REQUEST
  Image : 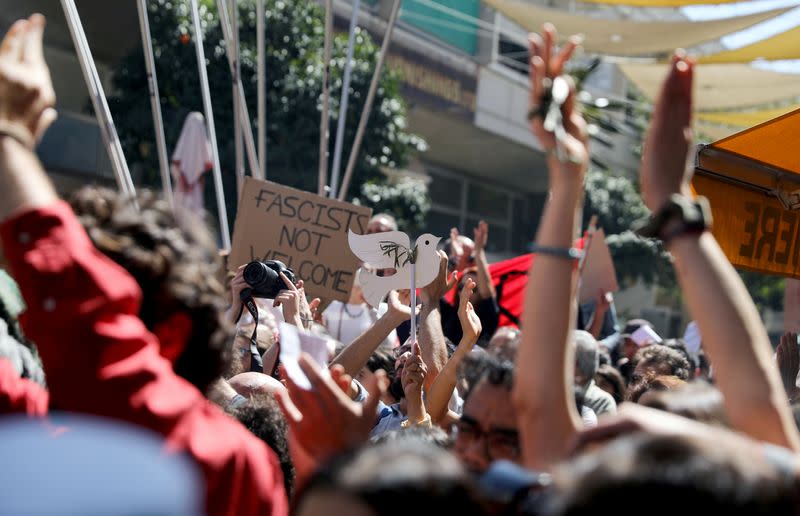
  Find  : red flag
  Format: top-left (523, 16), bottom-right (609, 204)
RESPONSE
top-left (444, 238), bottom-right (587, 329)
top-left (489, 254), bottom-right (533, 328)
top-left (488, 236), bottom-right (586, 329)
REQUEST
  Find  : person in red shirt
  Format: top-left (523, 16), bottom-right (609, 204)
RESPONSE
top-left (0, 14), bottom-right (287, 516)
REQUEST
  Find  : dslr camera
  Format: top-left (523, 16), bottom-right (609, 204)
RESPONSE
top-left (242, 260), bottom-right (297, 299)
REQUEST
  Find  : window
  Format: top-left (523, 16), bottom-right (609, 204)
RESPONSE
top-left (426, 166), bottom-right (532, 255)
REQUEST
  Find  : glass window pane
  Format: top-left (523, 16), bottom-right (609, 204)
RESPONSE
top-left (467, 184), bottom-right (508, 220)
top-left (429, 174), bottom-right (463, 210)
top-left (427, 211), bottom-right (461, 242)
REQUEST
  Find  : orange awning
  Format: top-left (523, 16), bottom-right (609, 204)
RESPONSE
top-left (693, 108), bottom-right (800, 277)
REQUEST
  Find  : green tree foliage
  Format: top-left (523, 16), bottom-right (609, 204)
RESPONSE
top-left (109, 0), bottom-right (425, 226)
top-left (739, 270), bottom-right (785, 313)
top-left (354, 177), bottom-right (430, 234)
top-left (583, 169), bottom-right (785, 312)
top-left (583, 168), bottom-right (674, 287)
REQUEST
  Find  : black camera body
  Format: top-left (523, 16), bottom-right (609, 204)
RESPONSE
top-left (242, 260), bottom-right (296, 299)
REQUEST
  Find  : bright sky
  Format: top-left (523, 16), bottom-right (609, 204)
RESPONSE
top-left (682, 0), bottom-right (800, 72)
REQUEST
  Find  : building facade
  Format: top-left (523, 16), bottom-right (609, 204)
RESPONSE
top-left (1, 0), bottom-right (646, 258)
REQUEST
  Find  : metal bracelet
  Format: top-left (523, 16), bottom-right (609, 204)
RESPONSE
top-left (530, 244), bottom-right (583, 260)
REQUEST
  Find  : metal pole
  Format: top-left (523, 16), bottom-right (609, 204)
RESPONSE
top-left (217, 0), bottom-right (263, 180)
top-left (190, 0), bottom-right (232, 250)
top-left (338, 0), bottom-right (401, 201)
top-left (329, 0), bottom-right (360, 199)
top-left (136, 0), bottom-right (174, 208)
top-left (318, 0), bottom-right (333, 196)
top-left (410, 262), bottom-right (416, 347)
top-left (230, 0), bottom-right (245, 197)
top-left (61, 0), bottom-right (136, 199)
top-left (257, 0), bottom-right (267, 179)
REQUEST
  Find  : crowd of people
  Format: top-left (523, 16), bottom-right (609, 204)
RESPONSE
top-left (1, 13), bottom-right (800, 515)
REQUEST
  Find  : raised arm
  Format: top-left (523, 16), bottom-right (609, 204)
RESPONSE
top-left (639, 54), bottom-right (800, 451)
top-left (427, 278), bottom-right (481, 424)
top-left (418, 252), bottom-right (458, 390)
top-left (472, 221), bottom-right (496, 300)
top-left (0, 16), bottom-right (58, 220)
top-left (512, 25), bottom-right (585, 472)
top-left (331, 290), bottom-right (411, 376)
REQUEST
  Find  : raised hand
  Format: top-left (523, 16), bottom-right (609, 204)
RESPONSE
top-left (227, 265), bottom-right (248, 323)
top-left (276, 354), bottom-right (388, 462)
top-left (0, 14), bottom-right (57, 146)
top-left (387, 289), bottom-right (417, 322)
top-left (273, 272), bottom-right (303, 327)
top-left (401, 347), bottom-right (427, 399)
top-left (458, 277), bottom-right (482, 345)
top-left (294, 279), bottom-right (319, 329)
top-left (776, 332), bottom-right (800, 401)
top-left (420, 251), bottom-right (458, 303)
top-left (527, 23), bottom-right (586, 180)
top-left (640, 52), bottom-right (694, 212)
top-left (402, 346), bottom-right (429, 425)
top-left (473, 221), bottom-right (489, 253)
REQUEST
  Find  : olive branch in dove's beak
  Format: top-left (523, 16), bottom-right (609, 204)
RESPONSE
top-left (379, 241), bottom-right (418, 268)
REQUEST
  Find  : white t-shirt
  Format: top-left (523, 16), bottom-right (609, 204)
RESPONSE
top-left (323, 301), bottom-right (398, 348)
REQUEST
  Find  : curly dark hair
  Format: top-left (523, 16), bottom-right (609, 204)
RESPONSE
top-left (632, 344), bottom-right (692, 382)
top-left (627, 374), bottom-right (687, 403)
top-left (69, 186), bottom-right (231, 393)
top-left (227, 394), bottom-right (294, 496)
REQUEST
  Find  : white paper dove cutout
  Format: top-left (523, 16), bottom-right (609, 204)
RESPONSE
top-left (348, 230), bottom-right (442, 308)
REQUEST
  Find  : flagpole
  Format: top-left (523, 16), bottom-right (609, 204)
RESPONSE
top-left (329, 0), bottom-right (361, 199)
top-left (190, 0), bottom-right (232, 250)
top-left (217, 0), bottom-right (263, 179)
top-left (136, 0), bottom-right (174, 208)
top-left (230, 0), bottom-right (245, 197)
top-left (61, 0), bottom-right (136, 199)
top-left (337, 0), bottom-right (402, 201)
top-left (257, 0), bottom-right (267, 179)
top-left (318, 0), bottom-right (333, 196)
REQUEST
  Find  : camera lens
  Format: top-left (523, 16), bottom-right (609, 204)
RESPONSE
top-left (243, 261), bottom-right (269, 287)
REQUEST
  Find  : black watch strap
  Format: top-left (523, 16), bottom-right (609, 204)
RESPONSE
top-left (635, 194), bottom-right (712, 242)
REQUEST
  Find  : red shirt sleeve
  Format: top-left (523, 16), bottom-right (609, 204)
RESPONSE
top-left (0, 357), bottom-right (48, 416)
top-left (0, 202), bottom-right (287, 516)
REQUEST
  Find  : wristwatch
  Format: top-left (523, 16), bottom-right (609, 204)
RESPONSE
top-left (636, 194), bottom-right (712, 243)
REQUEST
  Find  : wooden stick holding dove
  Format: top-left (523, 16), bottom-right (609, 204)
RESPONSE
top-left (349, 230), bottom-right (446, 347)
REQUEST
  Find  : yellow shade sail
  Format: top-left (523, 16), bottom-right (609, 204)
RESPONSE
top-left (699, 25), bottom-right (800, 64)
top-left (695, 121), bottom-right (738, 142)
top-left (619, 62), bottom-right (800, 110)
top-left (697, 103), bottom-right (800, 128)
top-left (483, 0), bottom-right (789, 56)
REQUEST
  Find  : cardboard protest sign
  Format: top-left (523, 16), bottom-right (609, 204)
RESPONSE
top-left (230, 177), bottom-right (372, 302)
top-left (578, 228), bottom-right (619, 304)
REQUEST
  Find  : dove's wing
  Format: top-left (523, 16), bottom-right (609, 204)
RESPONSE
top-left (348, 230), bottom-right (412, 269)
